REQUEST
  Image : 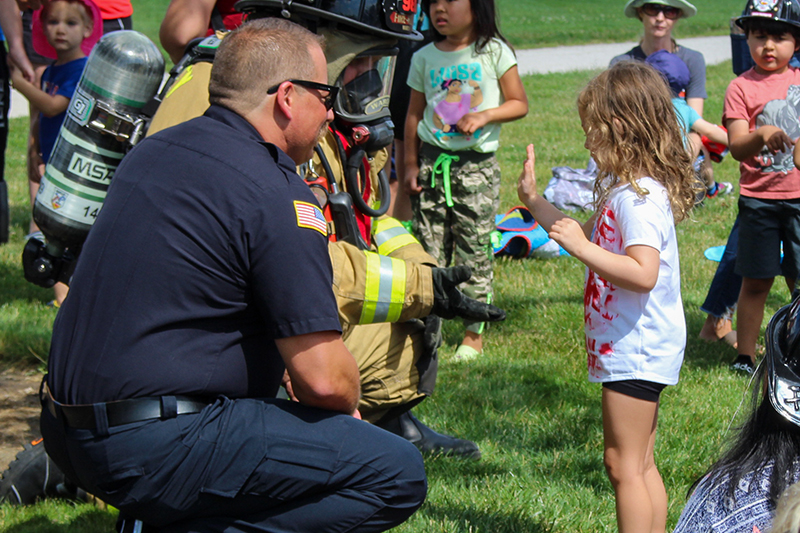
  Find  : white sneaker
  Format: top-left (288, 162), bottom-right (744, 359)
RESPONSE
top-left (707, 181), bottom-right (733, 198)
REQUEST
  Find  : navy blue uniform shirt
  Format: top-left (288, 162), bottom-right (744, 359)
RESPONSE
top-left (47, 105), bottom-right (341, 405)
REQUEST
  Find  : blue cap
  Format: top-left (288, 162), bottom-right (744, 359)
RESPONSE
top-left (645, 49), bottom-right (691, 97)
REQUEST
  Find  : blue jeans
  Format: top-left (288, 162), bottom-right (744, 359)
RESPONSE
top-left (700, 217), bottom-right (741, 320)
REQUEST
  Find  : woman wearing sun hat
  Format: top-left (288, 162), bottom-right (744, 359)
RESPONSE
top-left (611, 0), bottom-right (704, 113)
top-left (610, 0), bottom-right (719, 199)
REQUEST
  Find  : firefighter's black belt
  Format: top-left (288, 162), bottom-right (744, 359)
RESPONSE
top-left (44, 390), bottom-right (210, 430)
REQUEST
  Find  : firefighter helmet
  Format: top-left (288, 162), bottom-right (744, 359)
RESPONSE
top-left (736, 0), bottom-right (800, 31)
top-left (235, 0), bottom-right (423, 41)
top-left (765, 293), bottom-right (800, 427)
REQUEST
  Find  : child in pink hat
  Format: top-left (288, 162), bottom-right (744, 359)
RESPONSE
top-left (10, 0), bottom-right (102, 307)
top-left (11, 0), bottom-right (102, 180)
top-left (31, 0), bottom-right (103, 61)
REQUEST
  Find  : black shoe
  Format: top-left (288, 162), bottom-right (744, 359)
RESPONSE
top-left (379, 411), bottom-right (481, 459)
top-left (730, 355), bottom-right (755, 375)
top-left (0, 438), bottom-right (80, 505)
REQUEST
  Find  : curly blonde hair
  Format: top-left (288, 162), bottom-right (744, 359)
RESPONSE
top-left (577, 60), bottom-right (699, 223)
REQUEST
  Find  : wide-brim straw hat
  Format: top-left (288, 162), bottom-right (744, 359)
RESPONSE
top-left (32, 0), bottom-right (103, 60)
top-left (624, 0), bottom-right (698, 19)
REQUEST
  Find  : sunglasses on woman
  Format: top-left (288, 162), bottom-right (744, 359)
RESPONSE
top-left (641, 3), bottom-right (681, 20)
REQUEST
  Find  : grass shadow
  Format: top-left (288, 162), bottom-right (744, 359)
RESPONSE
top-left (413, 501), bottom-right (559, 533)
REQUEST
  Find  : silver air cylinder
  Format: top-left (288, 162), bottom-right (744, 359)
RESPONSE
top-left (33, 30), bottom-right (165, 253)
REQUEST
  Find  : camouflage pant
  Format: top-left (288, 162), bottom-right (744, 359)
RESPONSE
top-left (411, 145), bottom-right (501, 333)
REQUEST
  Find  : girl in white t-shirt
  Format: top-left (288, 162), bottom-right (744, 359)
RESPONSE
top-left (517, 60), bottom-right (698, 533)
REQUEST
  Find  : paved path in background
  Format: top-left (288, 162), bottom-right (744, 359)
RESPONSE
top-left (516, 35), bottom-right (731, 75)
top-left (7, 35), bottom-right (732, 119)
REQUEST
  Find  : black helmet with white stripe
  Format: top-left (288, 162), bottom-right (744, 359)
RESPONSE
top-left (766, 293), bottom-right (800, 427)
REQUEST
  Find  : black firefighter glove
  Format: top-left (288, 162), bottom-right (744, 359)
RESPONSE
top-left (430, 265), bottom-right (506, 322)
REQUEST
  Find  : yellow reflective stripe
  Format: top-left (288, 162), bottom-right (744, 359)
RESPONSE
top-left (372, 216), bottom-right (402, 237)
top-left (386, 258), bottom-right (406, 323)
top-left (165, 65), bottom-right (195, 99)
top-left (361, 252), bottom-right (381, 324)
top-left (373, 217), bottom-right (418, 256)
top-left (360, 251), bottom-right (406, 324)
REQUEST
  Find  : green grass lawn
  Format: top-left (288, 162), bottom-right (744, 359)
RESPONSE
top-left (496, 0), bottom-right (737, 49)
top-left (0, 2), bottom-right (775, 532)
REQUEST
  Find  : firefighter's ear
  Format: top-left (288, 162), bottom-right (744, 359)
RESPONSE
top-left (270, 81), bottom-right (294, 121)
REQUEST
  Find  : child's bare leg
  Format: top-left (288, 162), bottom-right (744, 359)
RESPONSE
top-left (461, 330), bottom-right (482, 352)
top-left (699, 314), bottom-right (733, 341)
top-left (602, 387), bottom-right (664, 533)
top-left (53, 282), bottom-right (69, 306)
top-left (26, 64), bottom-right (46, 232)
top-left (388, 139), bottom-right (413, 221)
top-left (737, 277), bottom-right (773, 363)
top-left (27, 179), bottom-right (40, 234)
top-left (28, 159), bottom-right (45, 234)
top-left (643, 411), bottom-right (667, 533)
top-left (699, 150), bottom-right (714, 189)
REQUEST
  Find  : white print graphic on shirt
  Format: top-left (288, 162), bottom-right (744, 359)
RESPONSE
top-left (754, 84), bottom-right (800, 173)
top-left (427, 64), bottom-right (484, 141)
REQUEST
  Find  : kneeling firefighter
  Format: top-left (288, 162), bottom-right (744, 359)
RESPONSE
top-left (148, 0), bottom-right (503, 458)
top-left (2, 8), bottom-right (504, 508)
top-left (0, 3), bottom-right (503, 516)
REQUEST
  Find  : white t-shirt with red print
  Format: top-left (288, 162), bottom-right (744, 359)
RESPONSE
top-left (584, 177), bottom-right (685, 385)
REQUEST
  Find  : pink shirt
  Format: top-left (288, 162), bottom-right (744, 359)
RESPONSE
top-left (723, 67), bottom-right (800, 200)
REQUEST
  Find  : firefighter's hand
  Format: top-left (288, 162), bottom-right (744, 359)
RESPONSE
top-left (431, 266), bottom-right (506, 321)
top-left (282, 370), bottom-right (298, 402)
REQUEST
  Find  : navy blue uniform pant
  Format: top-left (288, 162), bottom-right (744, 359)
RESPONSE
top-left (41, 396), bottom-right (427, 532)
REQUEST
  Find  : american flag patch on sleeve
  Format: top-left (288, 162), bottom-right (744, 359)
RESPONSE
top-left (294, 200), bottom-right (328, 236)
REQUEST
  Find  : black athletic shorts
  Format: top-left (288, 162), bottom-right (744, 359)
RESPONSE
top-left (603, 379), bottom-right (667, 402)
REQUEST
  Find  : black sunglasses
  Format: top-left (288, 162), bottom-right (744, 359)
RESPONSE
top-left (267, 79), bottom-right (339, 111)
top-left (641, 3), bottom-right (681, 20)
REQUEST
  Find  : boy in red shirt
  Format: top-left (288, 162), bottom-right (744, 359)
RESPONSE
top-left (725, 0), bottom-right (800, 373)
